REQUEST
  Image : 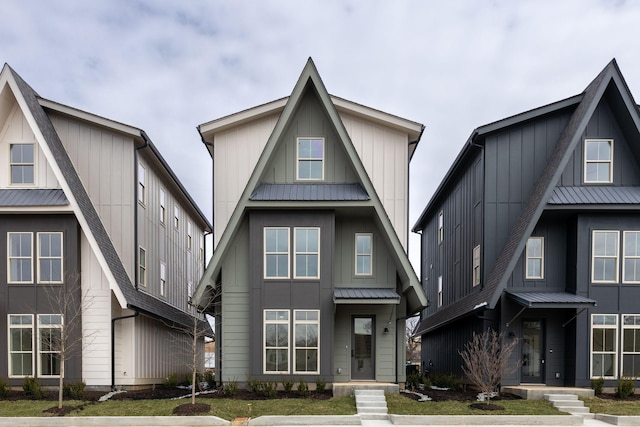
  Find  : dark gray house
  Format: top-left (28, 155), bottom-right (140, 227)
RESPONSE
top-left (414, 59), bottom-right (640, 387)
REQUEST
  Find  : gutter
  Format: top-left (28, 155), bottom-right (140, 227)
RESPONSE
top-left (111, 310), bottom-right (139, 390)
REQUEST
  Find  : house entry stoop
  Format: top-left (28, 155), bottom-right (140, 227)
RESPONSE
top-left (355, 389), bottom-right (389, 421)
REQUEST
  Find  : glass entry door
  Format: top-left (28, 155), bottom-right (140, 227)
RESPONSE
top-left (521, 319), bottom-right (545, 383)
top-left (352, 316), bottom-right (375, 380)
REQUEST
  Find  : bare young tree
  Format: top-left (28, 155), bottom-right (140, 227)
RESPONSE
top-left (459, 329), bottom-right (519, 402)
top-left (405, 316), bottom-right (421, 364)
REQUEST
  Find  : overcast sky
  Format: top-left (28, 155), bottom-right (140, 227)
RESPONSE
top-left (2, 0), bottom-right (640, 270)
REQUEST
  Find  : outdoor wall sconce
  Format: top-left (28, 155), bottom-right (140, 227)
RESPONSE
top-left (383, 327), bottom-right (390, 334)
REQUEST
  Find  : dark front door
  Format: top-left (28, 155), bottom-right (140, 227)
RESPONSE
top-left (352, 316), bottom-right (375, 380)
top-left (521, 319), bottom-right (545, 383)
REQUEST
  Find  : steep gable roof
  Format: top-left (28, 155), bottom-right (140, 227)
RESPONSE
top-left (194, 58), bottom-right (427, 314)
top-left (416, 59), bottom-right (639, 334)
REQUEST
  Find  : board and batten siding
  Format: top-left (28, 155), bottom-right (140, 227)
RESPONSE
top-left (0, 103), bottom-right (59, 188)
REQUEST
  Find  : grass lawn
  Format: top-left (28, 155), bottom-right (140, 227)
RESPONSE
top-left (583, 397), bottom-right (640, 416)
top-left (386, 394), bottom-right (564, 415)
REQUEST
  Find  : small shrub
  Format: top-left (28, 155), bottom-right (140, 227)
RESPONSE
top-left (63, 381), bottom-right (86, 400)
top-left (590, 377), bottom-right (605, 396)
top-left (616, 376), bottom-right (636, 399)
top-left (263, 381), bottom-right (278, 398)
top-left (224, 378), bottom-right (238, 397)
top-left (163, 373), bottom-right (179, 388)
top-left (421, 375), bottom-right (432, 389)
top-left (406, 372), bottom-right (421, 390)
top-left (247, 378), bottom-right (262, 394)
top-left (315, 378), bottom-right (326, 393)
top-left (204, 370), bottom-right (215, 389)
top-left (297, 378), bottom-right (309, 397)
top-left (0, 378), bottom-right (9, 398)
top-left (22, 377), bottom-right (44, 399)
top-left (430, 372), bottom-right (464, 391)
top-left (282, 377), bottom-right (294, 392)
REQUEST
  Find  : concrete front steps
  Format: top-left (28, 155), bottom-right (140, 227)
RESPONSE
top-left (354, 389), bottom-right (388, 420)
top-left (545, 394), bottom-right (594, 419)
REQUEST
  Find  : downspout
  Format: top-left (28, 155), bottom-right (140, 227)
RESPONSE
top-left (111, 310), bottom-right (139, 390)
top-left (134, 132), bottom-right (151, 289)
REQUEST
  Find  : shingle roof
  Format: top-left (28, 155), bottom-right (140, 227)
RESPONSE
top-left (505, 291), bottom-right (596, 308)
top-left (250, 183), bottom-right (369, 201)
top-left (333, 288), bottom-right (400, 303)
top-left (0, 189), bottom-right (68, 206)
top-left (548, 186), bottom-right (640, 204)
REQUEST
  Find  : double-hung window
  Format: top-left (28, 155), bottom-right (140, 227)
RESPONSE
top-left (438, 211), bottom-right (444, 244)
top-left (472, 245), bottom-right (481, 286)
top-left (138, 163), bottom-right (146, 204)
top-left (264, 228), bottom-right (290, 279)
top-left (437, 276), bottom-right (443, 307)
top-left (623, 231), bottom-right (640, 283)
top-left (592, 231), bottom-right (619, 283)
top-left (294, 310), bottom-right (319, 374)
top-left (139, 247), bottom-right (147, 287)
top-left (297, 138), bottom-right (324, 180)
top-left (10, 143), bottom-right (35, 185)
top-left (187, 222), bottom-right (193, 251)
top-left (38, 314), bottom-right (62, 377)
top-left (38, 232), bottom-right (63, 283)
top-left (584, 139), bottom-right (613, 183)
top-left (355, 233), bottom-right (372, 276)
top-left (160, 262), bottom-right (166, 296)
top-left (591, 314), bottom-right (618, 378)
top-left (622, 315), bottom-right (640, 377)
top-left (264, 310), bottom-right (289, 373)
top-left (160, 189), bottom-right (166, 225)
top-left (294, 228), bottom-right (319, 279)
top-left (525, 237), bottom-right (544, 279)
top-left (8, 232), bottom-right (33, 283)
top-left (8, 315), bottom-right (34, 377)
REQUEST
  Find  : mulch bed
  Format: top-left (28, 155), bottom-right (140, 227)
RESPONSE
top-left (402, 387), bottom-right (521, 411)
top-left (594, 393), bottom-right (640, 401)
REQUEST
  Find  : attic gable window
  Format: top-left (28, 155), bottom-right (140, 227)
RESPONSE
top-left (10, 144), bottom-right (35, 185)
top-left (525, 237), bottom-right (544, 279)
top-left (297, 138), bottom-right (324, 180)
top-left (584, 139), bottom-right (613, 183)
top-left (355, 233), bottom-right (373, 276)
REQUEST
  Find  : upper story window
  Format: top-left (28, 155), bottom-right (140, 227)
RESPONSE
top-left (437, 276), bottom-right (443, 308)
top-left (10, 143), bottom-right (35, 185)
top-left (174, 206), bottom-right (179, 229)
top-left (187, 222), bottom-right (193, 251)
top-left (160, 262), bottom-right (166, 297)
top-left (623, 231), bottom-right (640, 284)
top-left (472, 245), bottom-right (481, 286)
top-left (8, 232), bottom-right (33, 283)
top-left (592, 230), bottom-right (619, 283)
top-left (37, 233), bottom-right (63, 284)
top-left (294, 227), bottom-right (320, 279)
top-left (160, 189), bottom-right (166, 225)
top-left (297, 138), bottom-right (324, 181)
top-left (438, 211), bottom-right (444, 244)
top-left (138, 246), bottom-right (146, 287)
top-left (137, 163), bottom-right (146, 205)
top-left (525, 237), bottom-right (544, 279)
top-left (355, 233), bottom-right (373, 276)
top-left (584, 139), bottom-right (613, 183)
top-left (264, 227), bottom-right (290, 279)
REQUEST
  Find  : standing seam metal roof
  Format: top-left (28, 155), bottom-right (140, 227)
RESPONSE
top-left (0, 189), bottom-right (68, 206)
top-left (250, 183), bottom-right (370, 201)
top-left (549, 186), bottom-right (640, 204)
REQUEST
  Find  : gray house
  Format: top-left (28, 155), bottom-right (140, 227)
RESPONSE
top-left (414, 59), bottom-right (640, 388)
top-left (193, 59), bottom-right (427, 390)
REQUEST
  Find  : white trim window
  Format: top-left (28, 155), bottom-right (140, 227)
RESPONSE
top-left (623, 231), bottom-right (640, 283)
top-left (294, 227), bottom-right (320, 279)
top-left (592, 231), bottom-right (619, 283)
top-left (138, 163), bottom-right (146, 205)
top-left (294, 310), bottom-right (319, 374)
top-left (296, 138), bottom-right (324, 180)
top-left (160, 262), bottom-right (166, 297)
top-left (622, 315), bottom-right (640, 377)
top-left (160, 189), bottom-right (166, 225)
top-left (472, 245), bottom-right (481, 286)
top-left (591, 314), bottom-right (618, 379)
top-left (8, 314), bottom-right (34, 377)
top-left (187, 222), bottom-right (193, 251)
top-left (264, 227), bottom-right (290, 279)
top-left (437, 276), bottom-right (443, 308)
top-left (37, 314), bottom-right (62, 377)
top-left (37, 232), bottom-right (63, 284)
top-left (264, 310), bottom-right (289, 374)
top-left (438, 211), bottom-right (444, 244)
top-left (584, 139), bottom-right (613, 183)
top-left (525, 237), bottom-right (544, 279)
top-left (138, 247), bottom-right (146, 287)
top-left (8, 232), bottom-right (33, 283)
top-left (10, 143), bottom-right (35, 185)
top-left (355, 233), bottom-right (373, 276)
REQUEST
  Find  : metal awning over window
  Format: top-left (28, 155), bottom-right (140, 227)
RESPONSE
top-left (333, 288), bottom-right (400, 305)
top-left (506, 291), bottom-right (596, 309)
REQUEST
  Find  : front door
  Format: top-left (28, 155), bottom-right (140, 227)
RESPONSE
top-left (521, 319), bottom-right (545, 383)
top-left (352, 316), bottom-right (375, 380)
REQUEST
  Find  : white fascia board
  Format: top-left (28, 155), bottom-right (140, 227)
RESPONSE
top-left (199, 98), bottom-right (288, 138)
top-left (0, 206), bottom-right (74, 213)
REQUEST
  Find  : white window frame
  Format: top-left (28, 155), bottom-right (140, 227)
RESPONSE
top-left (591, 314), bottom-right (618, 379)
top-left (264, 227), bottom-right (290, 279)
top-left (438, 211), bottom-right (444, 244)
top-left (584, 139), bottom-right (614, 184)
top-left (37, 232), bottom-right (63, 284)
top-left (160, 262), bottom-right (166, 297)
top-left (622, 314), bottom-right (640, 378)
top-left (37, 314), bottom-right (63, 378)
top-left (139, 246), bottom-right (146, 287)
top-left (8, 314), bottom-right (34, 378)
top-left (160, 189), bottom-right (166, 225)
top-left (187, 222), bottom-right (193, 251)
top-left (472, 245), bottom-right (481, 286)
top-left (264, 310), bottom-right (290, 374)
top-left (355, 233), bottom-right (373, 276)
top-left (293, 310), bottom-right (320, 375)
top-left (592, 230), bottom-right (619, 283)
top-left (623, 231), bottom-right (640, 284)
top-left (294, 227), bottom-right (320, 279)
top-left (9, 143), bottom-right (36, 186)
top-left (525, 237), bottom-right (544, 279)
top-left (437, 276), bottom-right (443, 307)
top-left (8, 232), bottom-right (33, 284)
top-left (138, 163), bottom-right (146, 205)
top-left (296, 137), bottom-right (324, 181)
